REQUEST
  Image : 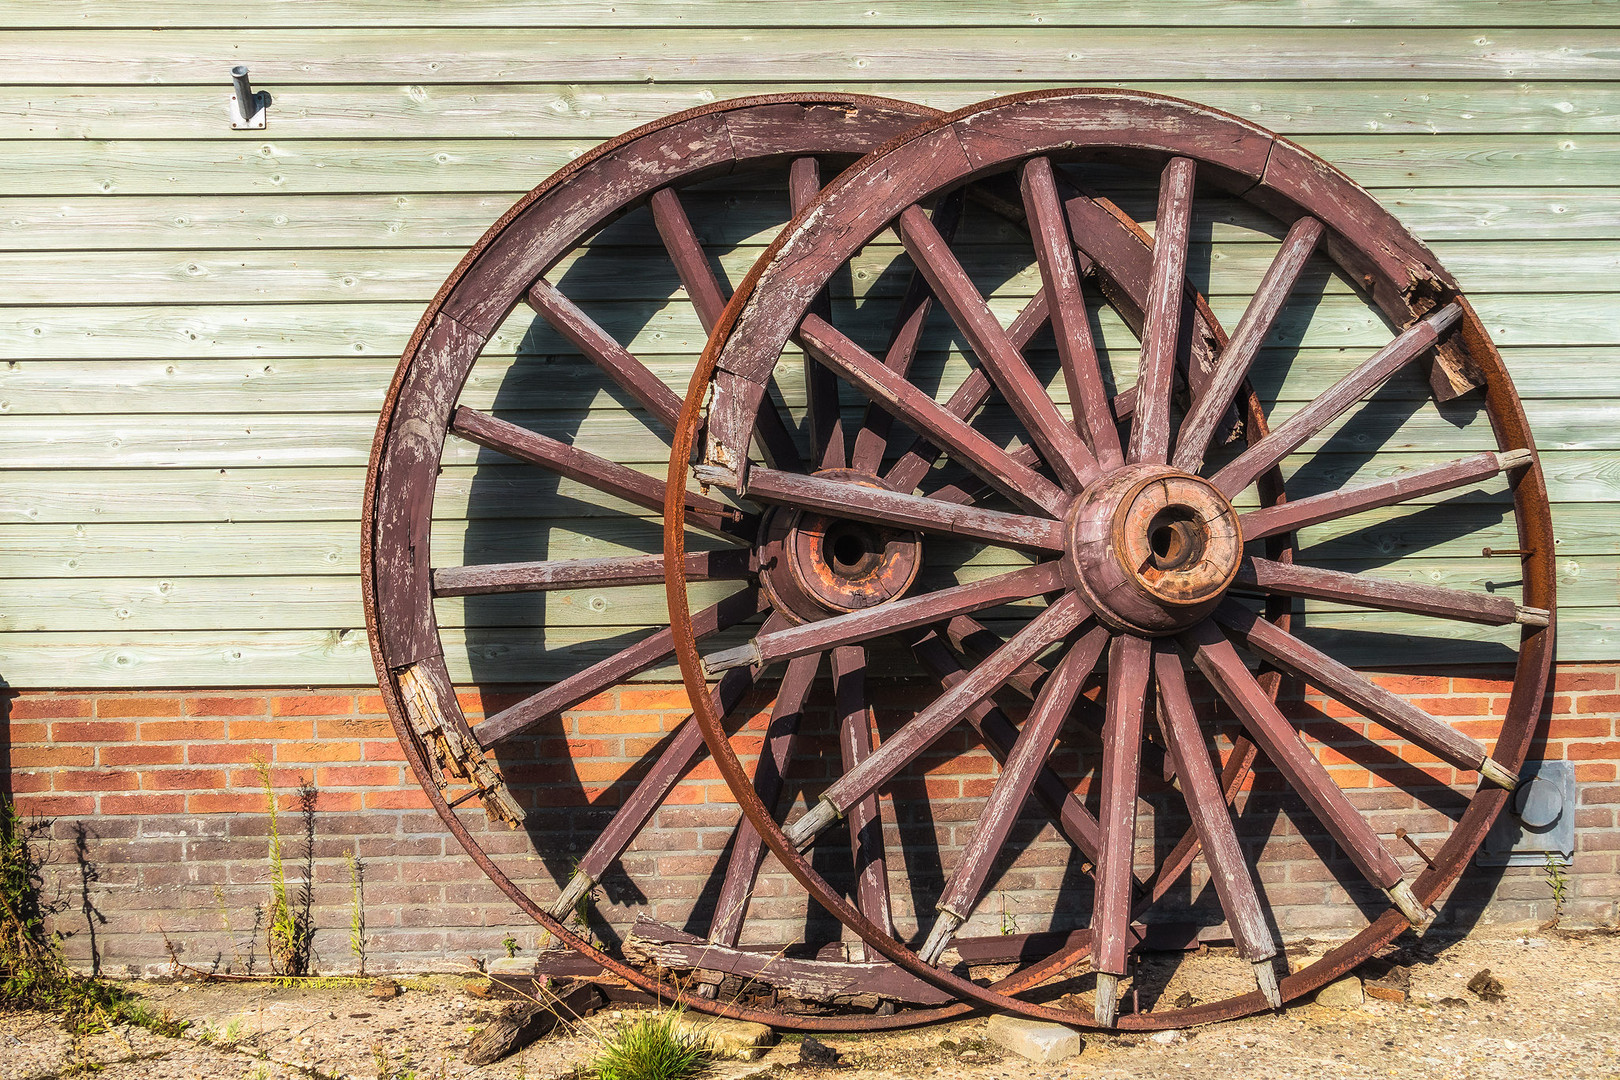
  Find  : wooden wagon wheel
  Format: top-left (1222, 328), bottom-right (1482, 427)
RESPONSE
top-left (363, 91), bottom-right (1269, 1029)
top-left (361, 94), bottom-right (971, 1028)
top-left (666, 89), bottom-right (1555, 1029)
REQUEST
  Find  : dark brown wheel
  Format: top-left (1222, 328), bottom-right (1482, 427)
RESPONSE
top-left (666, 89), bottom-right (1555, 1029)
top-left (363, 94), bottom-right (970, 1028)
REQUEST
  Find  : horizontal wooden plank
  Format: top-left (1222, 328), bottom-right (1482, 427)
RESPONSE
top-left (0, 456), bottom-right (1578, 524)
top-left (4, 134), bottom-right (1616, 195)
top-left (0, 560), bottom-right (1598, 634)
top-left (5, 188), bottom-right (1616, 253)
top-left (3, 239), bottom-right (1616, 307)
top-left (10, 80), bottom-right (1620, 140)
top-left (0, 396), bottom-right (1609, 470)
top-left (0, 608), bottom-right (1606, 688)
top-left (5, 290), bottom-right (1618, 364)
top-left (7, 1), bottom-right (1609, 30)
top-left (0, 574), bottom-right (754, 633)
top-left (3, 29), bottom-right (1617, 85)
top-left (3, 344), bottom-right (1611, 420)
top-left (1, 500), bottom-right (1606, 579)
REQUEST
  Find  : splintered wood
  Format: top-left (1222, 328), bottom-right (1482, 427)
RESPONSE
top-left (397, 662), bottom-right (525, 827)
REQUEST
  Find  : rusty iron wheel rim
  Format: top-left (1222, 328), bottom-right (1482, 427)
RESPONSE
top-left (665, 88), bottom-right (1555, 1030)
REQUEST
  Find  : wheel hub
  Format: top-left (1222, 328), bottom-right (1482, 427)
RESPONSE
top-left (759, 469), bottom-right (922, 622)
top-left (1064, 464), bottom-right (1243, 635)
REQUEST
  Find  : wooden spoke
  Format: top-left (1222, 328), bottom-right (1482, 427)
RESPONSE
top-left (707, 651), bottom-right (822, 950)
top-left (911, 630), bottom-right (1104, 862)
top-left (1214, 601), bottom-right (1515, 783)
top-left (648, 184), bottom-right (804, 472)
top-left (1179, 620), bottom-right (1423, 922)
top-left (432, 549), bottom-right (751, 598)
top-left (789, 157), bottom-right (848, 470)
top-left (1233, 556), bottom-right (1546, 627)
top-left (1091, 633), bottom-right (1151, 1026)
top-left (1021, 156), bottom-right (1124, 470)
top-left (740, 466), bottom-right (1067, 552)
top-left (548, 663), bottom-right (759, 920)
top-left (833, 645), bottom-right (895, 936)
top-left (476, 587), bottom-right (766, 746)
top-left (919, 627), bottom-right (1105, 965)
top-left (1172, 216), bottom-right (1324, 473)
top-left (526, 278), bottom-right (684, 431)
top-left (1153, 645), bottom-right (1281, 1006)
top-left (849, 192), bottom-right (967, 475)
top-left (940, 614), bottom-right (1173, 785)
top-left (917, 442), bottom-right (1042, 508)
top-left (1240, 449), bottom-right (1533, 541)
top-left (895, 203), bottom-right (1099, 490)
top-left (785, 594), bottom-right (1090, 849)
top-left (449, 406), bottom-right (751, 542)
top-left (704, 561), bottom-right (1066, 673)
top-left (879, 291), bottom-right (1051, 496)
top-left (649, 186), bottom-right (730, 333)
top-left (798, 314), bottom-right (1069, 516)
top-left (1212, 303), bottom-right (1464, 498)
top-left (1128, 156), bottom-right (1196, 467)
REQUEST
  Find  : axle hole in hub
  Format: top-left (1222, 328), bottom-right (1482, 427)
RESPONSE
top-left (1146, 506), bottom-right (1208, 572)
top-left (823, 521), bottom-right (882, 579)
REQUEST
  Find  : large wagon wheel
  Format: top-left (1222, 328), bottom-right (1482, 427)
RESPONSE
top-left (364, 91), bottom-right (1268, 1029)
top-left (667, 89), bottom-right (1555, 1029)
top-left (362, 94), bottom-right (970, 1027)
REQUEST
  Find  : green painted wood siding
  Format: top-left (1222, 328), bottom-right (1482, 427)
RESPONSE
top-left (0, 2), bottom-right (1615, 686)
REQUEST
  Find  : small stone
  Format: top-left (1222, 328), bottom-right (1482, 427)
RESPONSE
top-left (370, 978), bottom-right (400, 1000)
top-left (799, 1036), bottom-right (840, 1065)
top-left (984, 1014), bottom-right (1084, 1064)
top-left (672, 1016), bottom-right (775, 1060)
top-left (1358, 957), bottom-right (1412, 1003)
top-left (486, 956), bottom-right (538, 976)
top-left (1150, 1029), bottom-right (1182, 1044)
top-left (1466, 969), bottom-right (1506, 1002)
top-left (1313, 975), bottom-right (1364, 1009)
top-left (1365, 980), bottom-right (1408, 1003)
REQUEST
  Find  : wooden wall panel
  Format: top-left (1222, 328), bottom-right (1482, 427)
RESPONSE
top-left (0, 3), bottom-right (1612, 685)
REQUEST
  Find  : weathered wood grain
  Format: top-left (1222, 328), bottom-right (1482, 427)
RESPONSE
top-left (10, 2), bottom-right (1610, 30)
top-left (1, 605), bottom-right (1615, 688)
top-left (18, 132), bottom-right (1619, 196)
top-left (1093, 633), bottom-right (1151, 980)
top-left (14, 288), bottom-right (1619, 366)
top-left (1182, 619), bottom-right (1407, 890)
top-left (809, 593), bottom-right (1088, 824)
top-left (16, 81), bottom-right (1620, 140)
top-left (1152, 645), bottom-right (1274, 965)
top-left (2, 553), bottom-right (1599, 633)
top-left (706, 650), bottom-right (819, 949)
top-left (2, 10), bottom-right (1611, 689)
top-left (10, 189), bottom-right (1620, 253)
top-left (5, 29), bottom-right (1618, 85)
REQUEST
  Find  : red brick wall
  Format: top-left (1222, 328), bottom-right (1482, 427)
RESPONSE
top-left (5, 664), bottom-right (1616, 976)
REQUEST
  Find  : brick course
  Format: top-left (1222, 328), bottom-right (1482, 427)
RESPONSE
top-left (5, 663), bottom-right (1616, 976)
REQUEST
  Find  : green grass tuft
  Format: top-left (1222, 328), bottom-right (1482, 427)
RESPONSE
top-left (590, 1011), bottom-right (711, 1080)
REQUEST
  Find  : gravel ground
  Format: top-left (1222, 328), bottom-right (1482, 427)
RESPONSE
top-left (2, 924), bottom-right (1615, 1080)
